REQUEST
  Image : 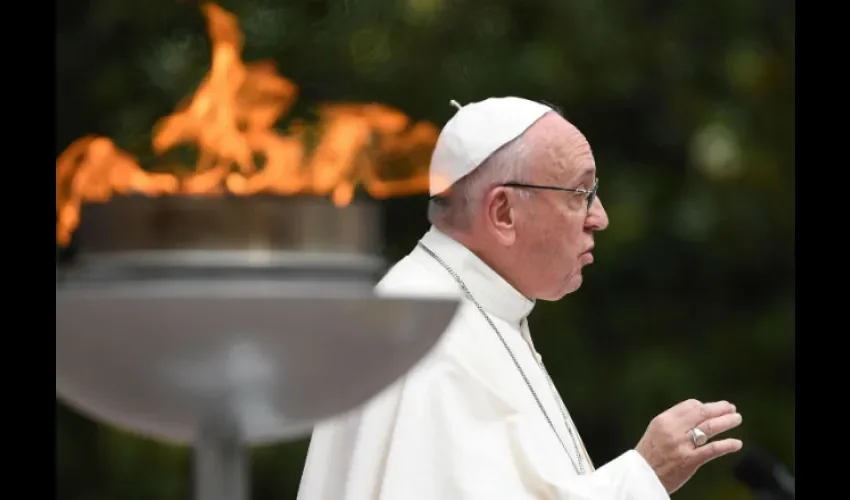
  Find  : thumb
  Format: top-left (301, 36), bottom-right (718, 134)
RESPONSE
top-left (693, 438), bottom-right (743, 466)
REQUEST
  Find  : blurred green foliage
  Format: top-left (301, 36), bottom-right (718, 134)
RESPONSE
top-left (56, 0), bottom-right (794, 499)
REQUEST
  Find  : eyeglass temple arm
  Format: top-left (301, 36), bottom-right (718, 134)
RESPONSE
top-left (501, 182), bottom-right (588, 194)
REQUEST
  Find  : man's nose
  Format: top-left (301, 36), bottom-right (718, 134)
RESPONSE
top-left (586, 197), bottom-right (609, 231)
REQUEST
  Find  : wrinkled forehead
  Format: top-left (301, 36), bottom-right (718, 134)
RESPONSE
top-left (533, 116), bottom-right (596, 183)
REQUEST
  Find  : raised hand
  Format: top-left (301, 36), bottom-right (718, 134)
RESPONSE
top-left (635, 399), bottom-right (743, 494)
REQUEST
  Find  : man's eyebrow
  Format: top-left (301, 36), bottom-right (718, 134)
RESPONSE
top-left (575, 166), bottom-right (596, 180)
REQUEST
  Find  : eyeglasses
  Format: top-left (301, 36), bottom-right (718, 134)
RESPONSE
top-left (501, 178), bottom-right (599, 211)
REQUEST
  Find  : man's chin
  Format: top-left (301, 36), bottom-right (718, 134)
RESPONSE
top-left (541, 273), bottom-right (584, 301)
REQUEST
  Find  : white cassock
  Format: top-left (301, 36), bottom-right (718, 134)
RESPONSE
top-left (297, 226), bottom-right (670, 500)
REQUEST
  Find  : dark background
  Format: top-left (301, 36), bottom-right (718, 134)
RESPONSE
top-left (55, 0), bottom-right (794, 498)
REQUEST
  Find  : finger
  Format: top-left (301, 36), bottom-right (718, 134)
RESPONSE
top-left (683, 400), bottom-right (737, 428)
top-left (670, 399), bottom-right (703, 418)
top-left (694, 412), bottom-right (743, 440)
top-left (692, 438), bottom-right (743, 465)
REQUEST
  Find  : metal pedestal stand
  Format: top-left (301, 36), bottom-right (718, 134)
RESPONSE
top-left (56, 196), bottom-right (461, 500)
top-left (194, 420), bottom-right (248, 500)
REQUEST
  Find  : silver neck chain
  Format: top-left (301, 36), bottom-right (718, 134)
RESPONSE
top-left (417, 242), bottom-right (591, 475)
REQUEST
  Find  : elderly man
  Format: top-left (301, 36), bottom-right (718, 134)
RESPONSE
top-left (297, 97), bottom-right (743, 499)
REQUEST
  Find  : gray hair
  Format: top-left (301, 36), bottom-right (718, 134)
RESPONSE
top-left (427, 133), bottom-right (533, 231)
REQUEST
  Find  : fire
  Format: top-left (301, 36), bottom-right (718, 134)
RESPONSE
top-left (56, 3), bottom-right (438, 246)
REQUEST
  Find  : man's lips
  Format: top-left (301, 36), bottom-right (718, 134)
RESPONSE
top-left (580, 246), bottom-right (595, 265)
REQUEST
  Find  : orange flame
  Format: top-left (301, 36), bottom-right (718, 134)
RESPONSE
top-left (56, 3), bottom-right (437, 246)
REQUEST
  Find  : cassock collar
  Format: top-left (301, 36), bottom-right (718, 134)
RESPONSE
top-left (415, 226), bottom-right (536, 325)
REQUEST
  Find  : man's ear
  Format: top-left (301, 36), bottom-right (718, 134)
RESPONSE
top-left (484, 186), bottom-right (517, 246)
